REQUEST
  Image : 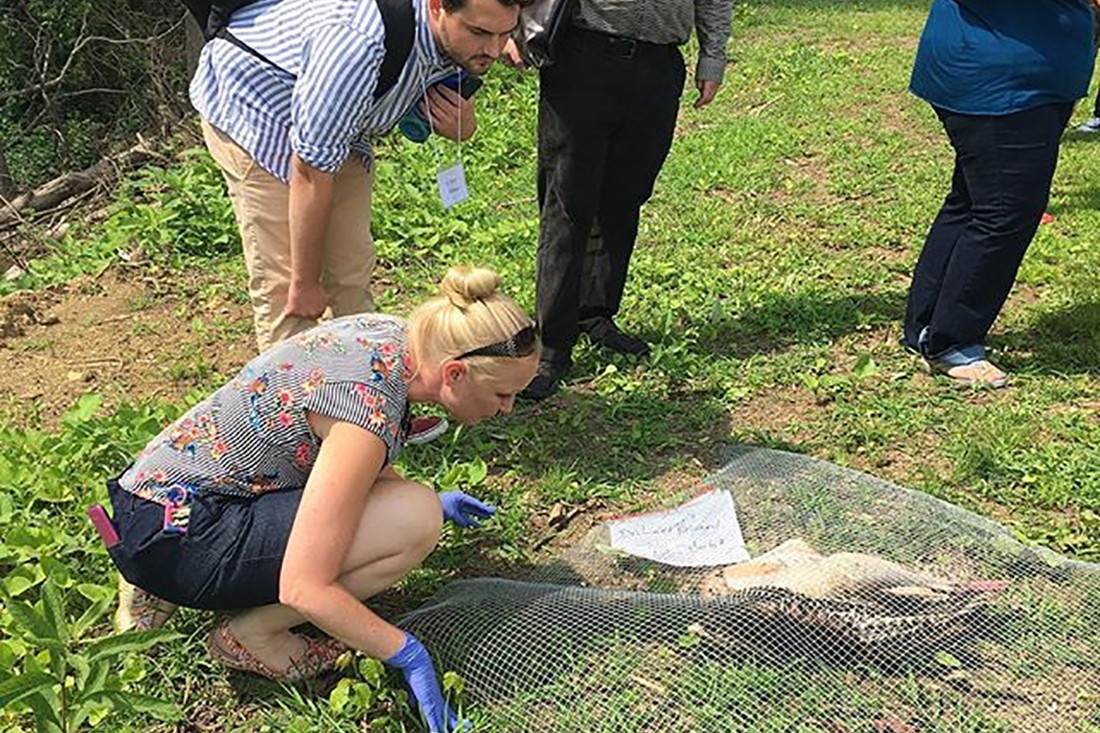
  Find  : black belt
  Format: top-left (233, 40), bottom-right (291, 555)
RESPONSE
top-left (569, 26), bottom-right (678, 60)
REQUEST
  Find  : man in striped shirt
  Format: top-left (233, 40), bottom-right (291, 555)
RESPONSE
top-left (515, 0), bottom-right (733, 399)
top-left (191, 0), bottom-right (527, 351)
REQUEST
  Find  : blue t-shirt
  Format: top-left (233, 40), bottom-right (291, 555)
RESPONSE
top-left (910, 0), bottom-right (1097, 115)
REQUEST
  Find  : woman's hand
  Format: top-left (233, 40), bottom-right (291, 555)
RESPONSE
top-left (422, 85), bottom-right (477, 142)
top-left (439, 491), bottom-right (495, 528)
top-left (385, 632), bottom-right (462, 733)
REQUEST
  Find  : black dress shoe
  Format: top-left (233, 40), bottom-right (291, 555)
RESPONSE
top-left (519, 361), bottom-right (569, 400)
top-left (584, 318), bottom-right (651, 357)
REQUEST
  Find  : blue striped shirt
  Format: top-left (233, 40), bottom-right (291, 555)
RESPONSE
top-left (190, 0), bottom-right (459, 183)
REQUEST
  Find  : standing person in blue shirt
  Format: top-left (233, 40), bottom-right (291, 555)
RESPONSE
top-left (191, 0), bottom-right (528, 353)
top-left (903, 0), bottom-right (1097, 387)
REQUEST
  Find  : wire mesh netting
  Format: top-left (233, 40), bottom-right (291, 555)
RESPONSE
top-left (401, 446), bottom-right (1100, 733)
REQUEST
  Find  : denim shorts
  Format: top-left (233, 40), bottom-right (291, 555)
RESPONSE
top-left (107, 478), bottom-right (304, 610)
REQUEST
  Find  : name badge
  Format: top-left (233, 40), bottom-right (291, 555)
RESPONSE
top-left (437, 162), bottom-right (469, 210)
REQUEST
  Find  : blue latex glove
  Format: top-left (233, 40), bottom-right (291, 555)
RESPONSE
top-left (439, 491), bottom-right (495, 528)
top-left (385, 633), bottom-right (460, 733)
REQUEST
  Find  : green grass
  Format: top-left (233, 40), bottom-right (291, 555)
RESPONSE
top-left (476, 640), bottom-right (1018, 733)
top-left (2, 0), bottom-right (1100, 730)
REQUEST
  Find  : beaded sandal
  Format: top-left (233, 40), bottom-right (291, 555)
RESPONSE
top-left (114, 575), bottom-right (179, 632)
top-left (206, 618), bottom-right (347, 683)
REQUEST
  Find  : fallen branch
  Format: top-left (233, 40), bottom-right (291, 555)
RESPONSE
top-left (748, 94), bottom-right (785, 116)
top-left (0, 143), bottom-right (162, 231)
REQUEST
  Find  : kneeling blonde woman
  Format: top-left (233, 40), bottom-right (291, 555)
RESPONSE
top-left (104, 267), bottom-right (538, 733)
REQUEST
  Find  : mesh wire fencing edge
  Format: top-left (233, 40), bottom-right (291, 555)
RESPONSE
top-left (401, 446), bottom-right (1100, 733)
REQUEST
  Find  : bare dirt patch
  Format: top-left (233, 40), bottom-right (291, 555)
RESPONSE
top-left (731, 385), bottom-right (823, 444)
top-left (1001, 282), bottom-right (1044, 311)
top-left (0, 268), bottom-right (255, 429)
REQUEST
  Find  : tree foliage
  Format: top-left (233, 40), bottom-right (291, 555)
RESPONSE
top-left (0, 0), bottom-right (192, 190)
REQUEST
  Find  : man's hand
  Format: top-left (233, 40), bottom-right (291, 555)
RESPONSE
top-left (423, 85), bottom-right (477, 142)
top-left (694, 79), bottom-right (721, 109)
top-left (502, 38), bottom-right (526, 69)
top-left (284, 278), bottom-right (328, 320)
top-left (287, 154), bottom-right (334, 324)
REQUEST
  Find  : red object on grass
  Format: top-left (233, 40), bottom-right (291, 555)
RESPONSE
top-left (1040, 212), bottom-right (1054, 225)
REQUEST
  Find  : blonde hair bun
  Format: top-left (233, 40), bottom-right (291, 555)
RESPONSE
top-left (439, 266), bottom-right (502, 310)
top-left (407, 264), bottom-right (539, 374)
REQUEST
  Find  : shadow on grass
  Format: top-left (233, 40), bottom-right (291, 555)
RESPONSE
top-left (1001, 300), bottom-right (1100, 376)
top-left (409, 383), bottom-right (734, 503)
top-left (1045, 184), bottom-right (1100, 217)
top-left (1059, 130), bottom-right (1100, 147)
top-left (685, 288), bottom-right (906, 360)
top-left (390, 382), bottom-right (737, 591)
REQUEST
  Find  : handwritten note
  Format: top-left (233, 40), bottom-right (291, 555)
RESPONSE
top-left (608, 489), bottom-right (749, 567)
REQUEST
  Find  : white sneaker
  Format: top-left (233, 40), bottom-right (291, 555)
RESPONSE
top-left (924, 359), bottom-right (1009, 388)
top-left (1077, 117), bottom-right (1100, 133)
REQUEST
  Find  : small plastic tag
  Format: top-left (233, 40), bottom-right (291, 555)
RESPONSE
top-left (437, 162), bottom-right (469, 210)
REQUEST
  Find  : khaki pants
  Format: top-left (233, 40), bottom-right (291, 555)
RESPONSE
top-left (201, 119), bottom-right (376, 351)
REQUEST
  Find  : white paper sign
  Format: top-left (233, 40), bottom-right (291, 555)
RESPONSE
top-left (608, 489), bottom-right (749, 567)
top-left (437, 162), bottom-right (469, 209)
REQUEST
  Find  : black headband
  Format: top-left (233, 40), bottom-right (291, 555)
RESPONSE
top-left (457, 325), bottom-right (539, 360)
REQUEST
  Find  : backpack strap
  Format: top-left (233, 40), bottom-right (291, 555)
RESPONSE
top-left (211, 0), bottom-right (416, 101)
top-left (214, 26), bottom-right (284, 70)
top-left (374, 0), bottom-right (416, 100)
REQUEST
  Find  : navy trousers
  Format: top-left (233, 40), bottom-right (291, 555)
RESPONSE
top-left (903, 102), bottom-right (1073, 362)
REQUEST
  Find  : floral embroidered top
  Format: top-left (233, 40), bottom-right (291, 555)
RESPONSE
top-left (118, 314), bottom-right (413, 522)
